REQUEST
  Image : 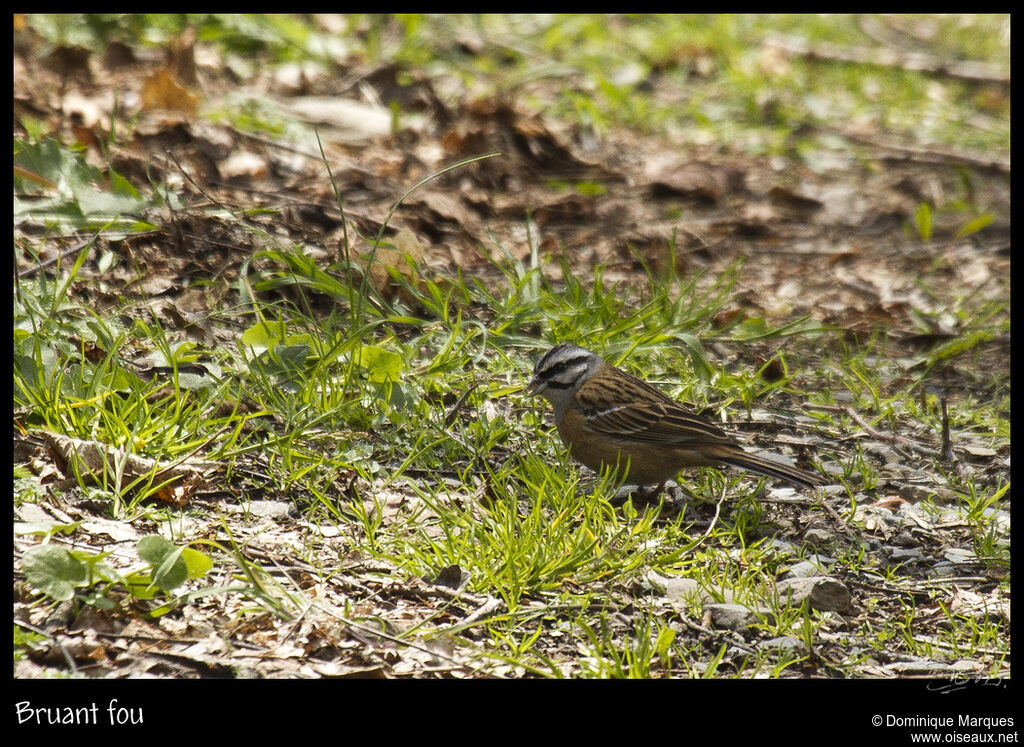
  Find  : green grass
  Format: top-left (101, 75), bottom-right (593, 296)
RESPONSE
top-left (14, 204), bottom-right (1009, 674)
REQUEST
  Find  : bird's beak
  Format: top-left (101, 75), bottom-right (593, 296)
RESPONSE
top-left (526, 377), bottom-right (544, 396)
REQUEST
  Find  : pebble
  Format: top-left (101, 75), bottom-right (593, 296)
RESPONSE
top-left (822, 463), bottom-right (853, 484)
top-left (647, 573), bottom-right (733, 605)
top-left (944, 547), bottom-right (978, 564)
top-left (762, 538), bottom-right (797, 556)
top-left (775, 576), bottom-right (853, 613)
top-left (761, 636), bottom-right (807, 656)
top-left (889, 530), bottom-right (918, 547)
top-left (706, 603), bottom-right (774, 631)
top-left (888, 547), bottom-right (925, 563)
top-left (784, 557), bottom-right (833, 578)
top-left (899, 484), bottom-right (954, 504)
top-left (235, 500), bottom-right (294, 518)
top-left (802, 527), bottom-right (834, 548)
top-left (929, 561), bottom-right (956, 578)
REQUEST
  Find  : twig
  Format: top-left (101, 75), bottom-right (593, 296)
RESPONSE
top-left (830, 128), bottom-right (1010, 175)
top-left (456, 596), bottom-right (506, 628)
top-left (911, 576), bottom-right (992, 588)
top-left (14, 618), bottom-right (79, 673)
top-left (912, 634), bottom-right (1007, 658)
top-left (689, 484), bottom-right (728, 550)
top-left (843, 406), bottom-right (938, 459)
top-left (16, 235), bottom-right (98, 279)
top-left (940, 398), bottom-right (954, 462)
top-left (230, 125), bottom-right (378, 178)
top-left (314, 602), bottom-right (502, 677)
top-left (444, 381), bottom-right (482, 428)
top-left (764, 31), bottom-right (1009, 87)
top-left (675, 614), bottom-right (758, 657)
top-left (845, 576), bottom-right (994, 595)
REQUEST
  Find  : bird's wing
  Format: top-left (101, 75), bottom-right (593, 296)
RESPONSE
top-left (573, 369), bottom-right (736, 446)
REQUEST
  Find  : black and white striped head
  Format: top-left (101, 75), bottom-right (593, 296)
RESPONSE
top-left (527, 344), bottom-right (604, 405)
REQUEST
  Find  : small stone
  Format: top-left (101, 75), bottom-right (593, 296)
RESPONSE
top-left (929, 561), bottom-right (956, 578)
top-left (929, 487), bottom-right (959, 506)
top-left (898, 483), bottom-right (949, 503)
top-left (706, 603), bottom-right (774, 631)
top-left (803, 527), bottom-right (834, 548)
top-left (944, 547), bottom-right (978, 564)
top-left (890, 531), bottom-right (918, 547)
top-left (865, 443), bottom-right (901, 465)
top-left (763, 538), bottom-right (797, 556)
top-left (890, 547), bottom-right (924, 563)
top-left (761, 636), bottom-right (807, 656)
top-left (823, 463), bottom-right (854, 484)
top-left (784, 561), bottom-right (817, 578)
top-left (647, 573), bottom-right (732, 604)
top-left (775, 576), bottom-right (853, 613)
top-left (659, 576), bottom-right (702, 602)
top-left (239, 500), bottom-right (294, 518)
top-left (784, 560), bottom-right (825, 579)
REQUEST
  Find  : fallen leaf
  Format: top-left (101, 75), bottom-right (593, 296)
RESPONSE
top-left (42, 431), bottom-right (219, 502)
top-left (351, 227), bottom-right (427, 304)
top-left (870, 497), bottom-right (907, 513)
top-left (282, 96), bottom-right (391, 142)
top-left (141, 68), bottom-right (199, 114)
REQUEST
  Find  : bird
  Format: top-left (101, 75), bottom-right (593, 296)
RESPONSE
top-left (527, 343), bottom-right (826, 494)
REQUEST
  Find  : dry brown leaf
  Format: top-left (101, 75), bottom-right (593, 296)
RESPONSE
top-left (767, 183), bottom-right (824, 212)
top-left (138, 274), bottom-right (178, 296)
top-left (351, 227), bottom-right (427, 303)
top-left (140, 68), bottom-right (199, 114)
top-left (42, 431), bottom-right (219, 501)
top-left (870, 497), bottom-right (908, 513)
top-left (169, 27), bottom-right (199, 87)
top-left (645, 156), bottom-right (742, 202)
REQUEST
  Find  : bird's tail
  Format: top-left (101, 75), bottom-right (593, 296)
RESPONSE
top-left (717, 451), bottom-right (826, 489)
